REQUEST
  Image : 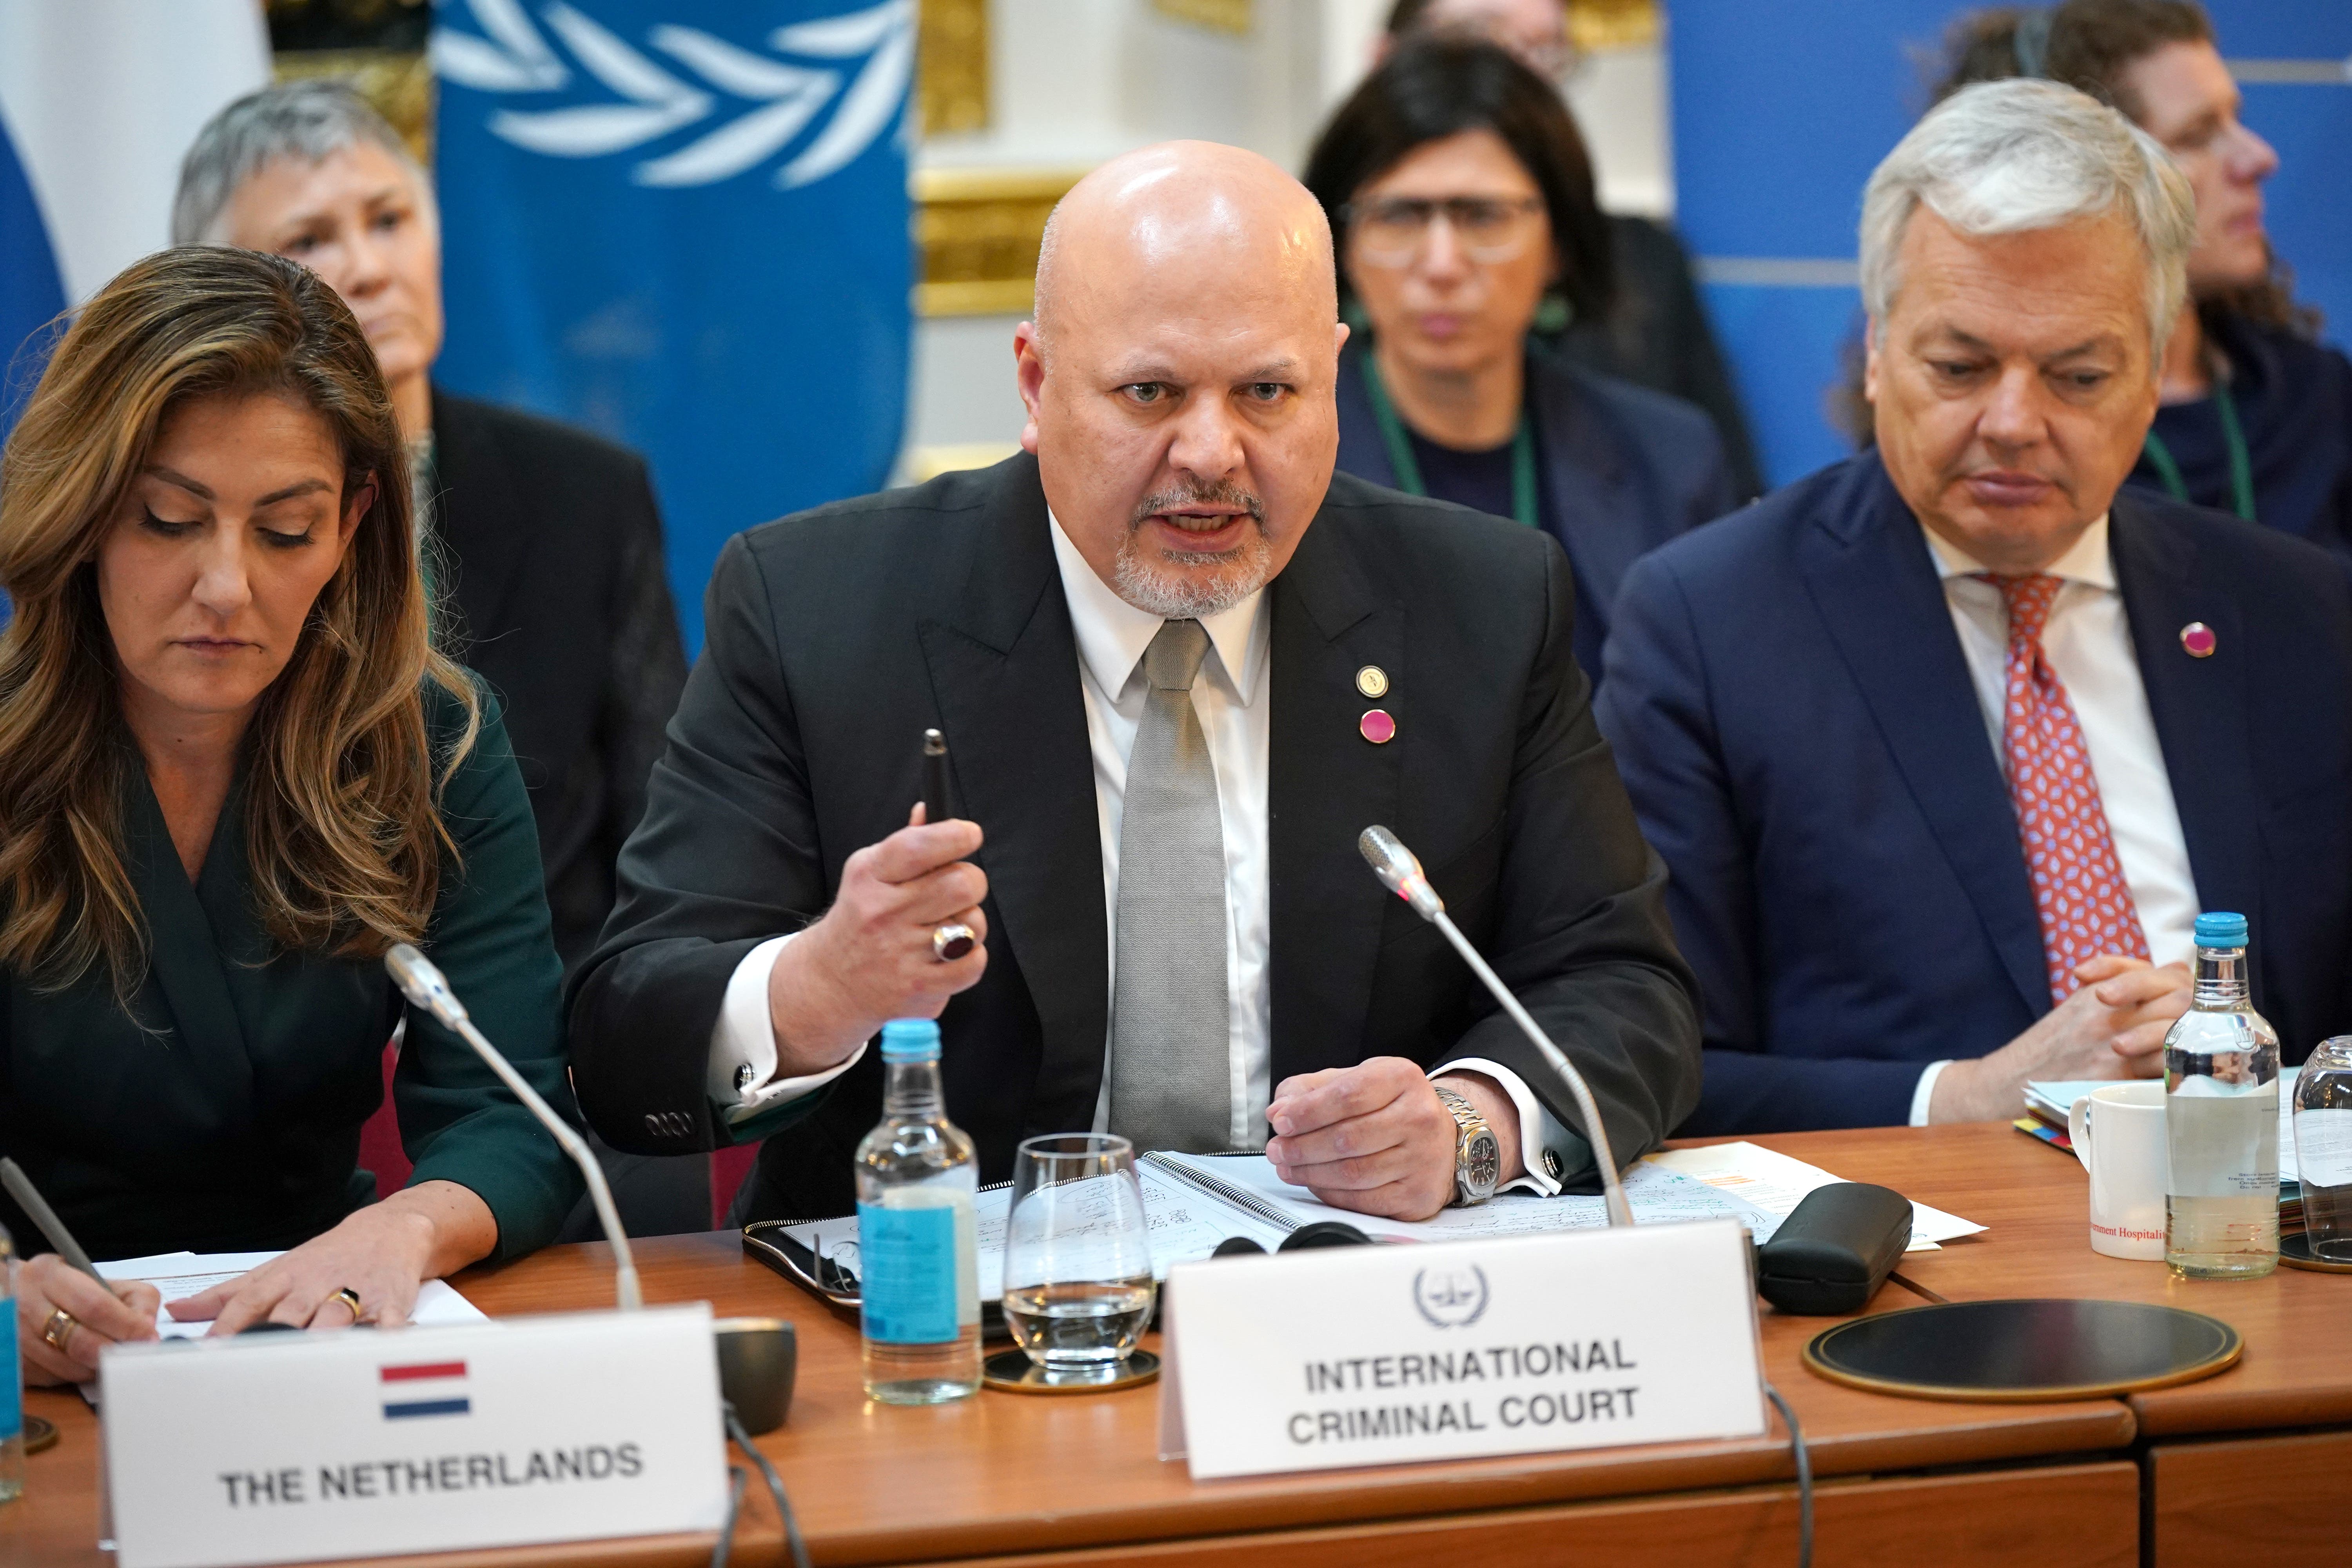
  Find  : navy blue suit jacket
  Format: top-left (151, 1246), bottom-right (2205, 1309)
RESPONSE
top-left (1596, 452), bottom-right (2352, 1134)
top-left (1337, 343), bottom-right (1733, 681)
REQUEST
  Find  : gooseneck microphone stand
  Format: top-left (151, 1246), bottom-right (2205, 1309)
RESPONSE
top-left (386, 944), bottom-right (644, 1310)
top-left (1357, 826), bottom-right (1635, 1228)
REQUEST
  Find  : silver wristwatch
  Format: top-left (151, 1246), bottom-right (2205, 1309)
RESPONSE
top-left (1432, 1084), bottom-right (1501, 1206)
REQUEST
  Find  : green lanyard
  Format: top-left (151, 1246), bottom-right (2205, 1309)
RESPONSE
top-left (1362, 353), bottom-right (1539, 528)
top-left (2142, 375), bottom-right (2256, 523)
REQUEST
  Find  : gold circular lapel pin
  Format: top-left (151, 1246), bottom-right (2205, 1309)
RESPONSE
top-left (1356, 664), bottom-right (1389, 699)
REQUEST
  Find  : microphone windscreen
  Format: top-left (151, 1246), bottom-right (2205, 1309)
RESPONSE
top-left (384, 943), bottom-right (438, 1005)
top-left (1357, 825), bottom-right (1419, 891)
top-left (385, 944), bottom-right (466, 1027)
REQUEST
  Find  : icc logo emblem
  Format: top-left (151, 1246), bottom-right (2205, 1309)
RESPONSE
top-left (1412, 1264), bottom-right (1491, 1329)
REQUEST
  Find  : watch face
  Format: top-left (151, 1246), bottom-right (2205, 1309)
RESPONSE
top-left (1465, 1130), bottom-right (1502, 1196)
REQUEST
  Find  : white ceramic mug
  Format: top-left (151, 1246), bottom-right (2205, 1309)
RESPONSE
top-left (2068, 1082), bottom-right (2169, 1260)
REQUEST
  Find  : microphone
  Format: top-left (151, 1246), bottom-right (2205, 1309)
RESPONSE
top-left (1356, 826), bottom-right (1634, 1228)
top-left (385, 944), bottom-right (642, 1310)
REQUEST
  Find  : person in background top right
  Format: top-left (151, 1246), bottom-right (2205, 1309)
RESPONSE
top-left (1595, 79), bottom-right (2352, 1138)
top-left (1934, 0), bottom-right (2352, 559)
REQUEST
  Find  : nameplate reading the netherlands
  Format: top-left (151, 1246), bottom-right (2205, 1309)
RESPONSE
top-left (100, 1306), bottom-right (727, 1568)
top-left (1159, 1220), bottom-right (1763, 1479)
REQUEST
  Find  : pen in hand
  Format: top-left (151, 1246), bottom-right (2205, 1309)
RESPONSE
top-left (918, 728), bottom-right (976, 962)
top-left (3, 1155), bottom-right (163, 1382)
top-left (1, 1156), bottom-right (101, 1280)
top-left (921, 727), bottom-right (952, 826)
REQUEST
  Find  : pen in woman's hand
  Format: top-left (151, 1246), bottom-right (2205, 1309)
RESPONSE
top-left (0, 1156), bottom-right (101, 1280)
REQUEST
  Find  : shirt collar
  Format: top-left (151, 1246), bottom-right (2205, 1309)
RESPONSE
top-left (1919, 512), bottom-right (2115, 591)
top-left (1047, 511), bottom-right (1268, 703)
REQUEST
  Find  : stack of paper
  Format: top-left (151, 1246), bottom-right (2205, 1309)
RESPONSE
top-left (95, 1250), bottom-right (491, 1339)
top-left (779, 1144), bottom-right (1988, 1301)
top-left (1640, 1142), bottom-right (1984, 1253)
top-left (2023, 1071), bottom-right (2300, 1185)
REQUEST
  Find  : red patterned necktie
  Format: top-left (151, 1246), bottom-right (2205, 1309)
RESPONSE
top-left (1982, 572), bottom-right (2151, 1003)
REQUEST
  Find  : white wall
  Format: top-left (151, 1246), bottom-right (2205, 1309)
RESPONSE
top-left (922, 0), bottom-right (1332, 171)
top-left (900, 0), bottom-right (1672, 465)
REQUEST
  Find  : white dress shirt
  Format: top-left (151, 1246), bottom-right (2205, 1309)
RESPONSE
top-left (1906, 515), bottom-right (2201, 1123)
top-left (704, 515), bottom-right (1573, 1193)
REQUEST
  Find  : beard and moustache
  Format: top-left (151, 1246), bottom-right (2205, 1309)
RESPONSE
top-left (1112, 480), bottom-right (1275, 620)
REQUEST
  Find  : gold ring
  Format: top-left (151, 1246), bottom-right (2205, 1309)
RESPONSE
top-left (42, 1305), bottom-right (78, 1353)
top-left (329, 1287), bottom-right (365, 1321)
top-left (931, 921), bottom-right (976, 962)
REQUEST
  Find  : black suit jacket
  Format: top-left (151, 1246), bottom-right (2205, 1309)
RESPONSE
top-left (428, 389), bottom-right (688, 970)
top-left (567, 454), bottom-right (1701, 1220)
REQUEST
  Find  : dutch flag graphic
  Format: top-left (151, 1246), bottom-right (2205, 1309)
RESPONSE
top-left (380, 1361), bottom-right (470, 1420)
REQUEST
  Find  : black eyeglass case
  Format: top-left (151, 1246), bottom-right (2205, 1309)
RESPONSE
top-left (1755, 1182), bottom-right (1914, 1316)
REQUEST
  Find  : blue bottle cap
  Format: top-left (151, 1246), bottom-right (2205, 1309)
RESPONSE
top-left (2193, 911), bottom-right (2249, 949)
top-left (878, 1018), bottom-right (941, 1062)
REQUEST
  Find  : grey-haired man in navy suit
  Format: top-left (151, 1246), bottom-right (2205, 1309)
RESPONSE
top-left (1598, 79), bottom-right (2352, 1137)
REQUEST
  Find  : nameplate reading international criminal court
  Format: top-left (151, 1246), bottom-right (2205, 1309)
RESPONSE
top-left (1158, 1221), bottom-right (1763, 1479)
top-left (100, 1305), bottom-right (728, 1568)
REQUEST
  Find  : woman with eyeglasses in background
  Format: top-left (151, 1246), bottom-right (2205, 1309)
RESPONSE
top-left (1305, 37), bottom-right (1736, 684)
top-left (1378, 0), bottom-right (1764, 509)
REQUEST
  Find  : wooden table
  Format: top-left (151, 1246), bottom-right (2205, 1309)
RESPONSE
top-left (1801, 1122), bottom-right (2352, 1568)
top-left (11, 1120), bottom-right (2338, 1568)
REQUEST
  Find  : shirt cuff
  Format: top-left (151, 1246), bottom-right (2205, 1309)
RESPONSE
top-left (1909, 1060), bottom-right (1954, 1127)
top-left (1432, 1057), bottom-right (1586, 1196)
top-left (706, 933), bottom-right (867, 1127)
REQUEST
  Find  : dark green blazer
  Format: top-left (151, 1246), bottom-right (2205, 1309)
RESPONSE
top-left (0, 683), bottom-right (582, 1264)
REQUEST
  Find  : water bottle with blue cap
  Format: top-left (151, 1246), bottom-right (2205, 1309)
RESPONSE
top-left (0, 1221), bottom-right (20, 1503)
top-left (855, 1019), bottom-right (981, 1402)
top-left (2162, 912), bottom-right (2280, 1279)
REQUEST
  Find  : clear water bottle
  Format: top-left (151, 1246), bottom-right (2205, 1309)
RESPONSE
top-left (855, 1019), bottom-right (980, 1404)
top-left (2293, 1037), bottom-right (2352, 1263)
top-left (2163, 912), bottom-right (2280, 1279)
top-left (2, 1221), bottom-right (22, 1504)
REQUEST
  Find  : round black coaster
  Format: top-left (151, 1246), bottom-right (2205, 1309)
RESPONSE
top-left (25, 1414), bottom-right (57, 1455)
top-left (1804, 1299), bottom-right (2241, 1403)
top-left (982, 1348), bottom-right (1160, 1396)
top-left (2280, 1232), bottom-right (2352, 1273)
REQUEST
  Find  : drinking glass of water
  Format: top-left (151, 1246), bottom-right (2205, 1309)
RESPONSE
top-left (1001, 1135), bottom-right (1155, 1380)
top-left (2295, 1037), bottom-right (2352, 1262)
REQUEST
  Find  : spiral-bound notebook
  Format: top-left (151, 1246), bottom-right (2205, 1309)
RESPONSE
top-left (752, 1152), bottom-right (1779, 1307)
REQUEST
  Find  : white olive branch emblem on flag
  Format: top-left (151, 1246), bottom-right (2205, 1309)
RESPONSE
top-left (432, 0), bottom-right (913, 189)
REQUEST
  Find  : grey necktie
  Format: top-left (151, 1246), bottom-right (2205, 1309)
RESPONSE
top-left (1108, 619), bottom-right (1232, 1154)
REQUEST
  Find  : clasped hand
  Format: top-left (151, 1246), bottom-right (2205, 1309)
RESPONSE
top-left (1930, 953), bottom-right (2191, 1123)
top-left (1266, 1059), bottom-right (1524, 1222)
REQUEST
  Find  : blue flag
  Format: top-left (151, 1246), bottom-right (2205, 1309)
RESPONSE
top-left (0, 1), bottom-right (269, 437)
top-left (430, 0), bottom-right (913, 650)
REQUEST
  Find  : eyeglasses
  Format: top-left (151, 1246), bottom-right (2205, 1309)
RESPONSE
top-left (1341, 196), bottom-right (1546, 268)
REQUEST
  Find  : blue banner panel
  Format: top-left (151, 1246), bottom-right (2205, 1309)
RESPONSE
top-left (0, 118), bottom-right (64, 436)
top-left (1672, 0), bottom-right (2352, 490)
top-left (431, 0), bottom-right (913, 650)
top-left (1697, 280), bottom-right (1867, 499)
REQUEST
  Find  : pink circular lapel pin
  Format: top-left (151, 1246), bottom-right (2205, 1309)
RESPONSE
top-left (2180, 622), bottom-right (2216, 659)
top-left (1359, 708), bottom-right (1396, 744)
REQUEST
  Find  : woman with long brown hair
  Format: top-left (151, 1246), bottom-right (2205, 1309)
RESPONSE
top-left (0, 247), bottom-right (579, 1385)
